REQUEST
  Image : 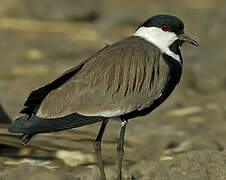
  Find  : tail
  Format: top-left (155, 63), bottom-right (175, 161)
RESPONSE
top-left (8, 113), bottom-right (105, 144)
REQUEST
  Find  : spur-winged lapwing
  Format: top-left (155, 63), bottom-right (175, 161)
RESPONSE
top-left (9, 14), bottom-right (199, 180)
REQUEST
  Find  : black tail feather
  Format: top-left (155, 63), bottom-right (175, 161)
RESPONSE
top-left (20, 133), bottom-right (35, 144)
top-left (8, 113), bottom-right (105, 143)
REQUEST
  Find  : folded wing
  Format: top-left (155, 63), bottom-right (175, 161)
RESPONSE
top-left (34, 36), bottom-right (166, 118)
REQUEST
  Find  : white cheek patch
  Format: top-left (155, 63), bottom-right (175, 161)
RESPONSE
top-left (134, 27), bottom-right (181, 64)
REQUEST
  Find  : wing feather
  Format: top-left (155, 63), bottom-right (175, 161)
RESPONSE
top-left (29, 36), bottom-right (167, 118)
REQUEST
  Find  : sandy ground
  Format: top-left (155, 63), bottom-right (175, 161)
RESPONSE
top-left (0, 0), bottom-right (226, 179)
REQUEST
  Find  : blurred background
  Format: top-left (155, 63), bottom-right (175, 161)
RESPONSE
top-left (0, 0), bottom-right (226, 179)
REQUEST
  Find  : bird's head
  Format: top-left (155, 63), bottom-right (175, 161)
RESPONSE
top-left (134, 14), bottom-right (199, 51)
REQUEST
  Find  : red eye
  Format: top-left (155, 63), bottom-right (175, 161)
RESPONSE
top-left (161, 25), bottom-right (168, 31)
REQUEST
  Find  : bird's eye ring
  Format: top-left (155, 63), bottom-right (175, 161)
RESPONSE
top-left (161, 25), bottom-right (169, 31)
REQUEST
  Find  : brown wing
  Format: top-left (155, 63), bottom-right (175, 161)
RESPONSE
top-left (20, 63), bottom-right (84, 115)
top-left (20, 45), bottom-right (110, 115)
top-left (34, 36), bottom-right (170, 118)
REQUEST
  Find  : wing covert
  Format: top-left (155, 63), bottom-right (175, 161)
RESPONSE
top-left (36, 36), bottom-right (168, 118)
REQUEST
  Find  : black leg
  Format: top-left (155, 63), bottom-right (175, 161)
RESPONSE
top-left (94, 119), bottom-right (109, 180)
top-left (116, 119), bottom-right (128, 180)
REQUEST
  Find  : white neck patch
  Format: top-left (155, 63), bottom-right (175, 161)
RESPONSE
top-left (134, 27), bottom-right (181, 64)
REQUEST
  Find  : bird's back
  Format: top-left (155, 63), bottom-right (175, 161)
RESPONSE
top-left (35, 36), bottom-right (177, 119)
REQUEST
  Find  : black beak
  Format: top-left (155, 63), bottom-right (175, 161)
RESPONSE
top-left (178, 33), bottom-right (199, 46)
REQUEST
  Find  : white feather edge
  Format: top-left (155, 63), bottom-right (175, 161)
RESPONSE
top-left (81, 109), bottom-right (123, 117)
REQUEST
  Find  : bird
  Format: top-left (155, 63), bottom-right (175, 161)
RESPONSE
top-left (8, 14), bottom-right (199, 180)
